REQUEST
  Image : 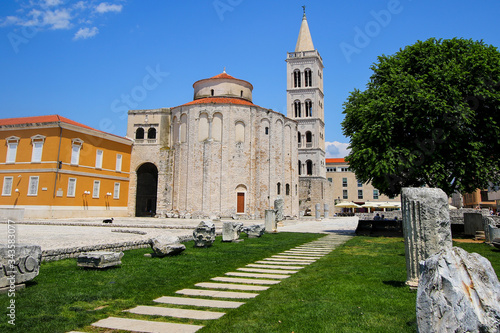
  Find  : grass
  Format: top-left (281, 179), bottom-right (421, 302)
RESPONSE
top-left (1, 233), bottom-right (498, 333)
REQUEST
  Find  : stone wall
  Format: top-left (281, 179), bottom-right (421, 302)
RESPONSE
top-left (299, 177), bottom-right (334, 217)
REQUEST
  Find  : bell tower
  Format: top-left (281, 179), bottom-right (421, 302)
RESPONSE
top-left (286, 7), bottom-right (326, 179)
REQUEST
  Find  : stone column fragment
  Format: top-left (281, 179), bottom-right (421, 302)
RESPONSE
top-left (265, 210), bottom-right (277, 233)
top-left (401, 187), bottom-right (452, 288)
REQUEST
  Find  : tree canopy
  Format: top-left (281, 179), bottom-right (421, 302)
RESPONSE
top-left (342, 38), bottom-right (500, 197)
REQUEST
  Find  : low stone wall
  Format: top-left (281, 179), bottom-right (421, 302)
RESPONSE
top-left (0, 220), bottom-right (196, 229)
top-left (356, 211), bottom-right (402, 220)
top-left (42, 235), bottom-right (194, 262)
top-left (0, 208), bottom-right (25, 221)
top-left (449, 208), bottom-right (489, 225)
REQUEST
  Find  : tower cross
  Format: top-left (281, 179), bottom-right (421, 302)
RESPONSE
top-left (302, 5), bottom-right (306, 15)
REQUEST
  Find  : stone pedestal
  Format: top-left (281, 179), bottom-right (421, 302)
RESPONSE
top-left (324, 204), bottom-right (329, 219)
top-left (315, 203), bottom-right (321, 219)
top-left (222, 222), bottom-right (243, 242)
top-left (265, 210), bottom-right (277, 233)
top-left (483, 217), bottom-right (497, 243)
top-left (193, 221), bottom-right (216, 247)
top-left (274, 198), bottom-right (284, 222)
top-left (77, 251), bottom-right (124, 268)
top-left (489, 225), bottom-right (500, 243)
top-left (464, 213), bottom-right (484, 236)
top-left (0, 244), bottom-right (42, 287)
top-left (401, 187), bottom-right (452, 288)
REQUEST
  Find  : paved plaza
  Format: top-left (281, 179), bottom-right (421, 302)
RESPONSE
top-left (1, 216), bottom-right (358, 252)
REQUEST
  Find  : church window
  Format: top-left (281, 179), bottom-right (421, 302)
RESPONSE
top-left (306, 160), bottom-right (313, 176)
top-left (265, 127), bottom-right (269, 135)
top-left (286, 184), bottom-right (290, 196)
top-left (294, 100), bottom-right (301, 118)
top-left (136, 128), bottom-right (144, 140)
top-left (198, 113), bottom-right (209, 141)
top-left (305, 131), bottom-right (312, 147)
top-left (235, 121), bottom-right (245, 143)
top-left (298, 160), bottom-right (302, 175)
top-left (147, 127), bottom-right (157, 139)
top-left (305, 100), bottom-right (313, 117)
top-left (213, 113), bottom-right (223, 142)
top-left (180, 114), bottom-right (188, 143)
top-left (277, 182), bottom-right (281, 195)
top-left (304, 69), bottom-right (312, 87)
top-left (297, 131), bottom-right (301, 147)
top-left (211, 89), bottom-right (214, 96)
top-left (293, 70), bottom-right (301, 88)
top-left (240, 90), bottom-right (243, 97)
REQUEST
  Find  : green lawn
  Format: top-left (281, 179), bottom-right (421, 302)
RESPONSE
top-left (1, 233), bottom-right (498, 333)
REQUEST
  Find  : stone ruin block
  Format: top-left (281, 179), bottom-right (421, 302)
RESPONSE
top-left (0, 244), bottom-right (42, 288)
top-left (193, 221), bottom-right (216, 247)
top-left (274, 198), bottom-right (284, 222)
top-left (265, 210), bottom-right (277, 233)
top-left (150, 235), bottom-right (186, 257)
top-left (464, 213), bottom-right (484, 236)
top-left (401, 187), bottom-right (452, 287)
top-left (222, 222), bottom-right (243, 242)
top-left (77, 251), bottom-right (124, 269)
top-left (243, 224), bottom-right (265, 238)
top-left (417, 247), bottom-right (500, 332)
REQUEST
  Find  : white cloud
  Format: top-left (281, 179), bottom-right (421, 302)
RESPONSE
top-left (95, 2), bottom-right (123, 14)
top-left (325, 141), bottom-right (351, 158)
top-left (0, 16), bottom-right (21, 27)
top-left (73, 26), bottom-right (98, 40)
top-left (44, 0), bottom-right (63, 7)
top-left (42, 9), bottom-right (71, 29)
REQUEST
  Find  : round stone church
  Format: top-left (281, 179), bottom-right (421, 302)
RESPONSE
top-left (127, 71), bottom-right (299, 219)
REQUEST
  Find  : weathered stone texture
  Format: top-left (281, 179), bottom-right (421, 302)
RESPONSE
top-left (401, 187), bottom-right (452, 287)
top-left (222, 222), bottom-right (243, 242)
top-left (243, 224), bottom-right (265, 238)
top-left (464, 213), bottom-right (484, 236)
top-left (193, 221), bottom-right (216, 247)
top-left (417, 247), bottom-right (500, 333)
top-left (77, 251), bottom-right (124, 269)
top-left (274, 198), bottom-right (284, 222)
top-left (0, 244), bottom-right (42, 287)
top-left (299, 177), bottom-right (334, 217)
top-left (265, 210), bottom-right (277, 232)
top-left (150, 235), bottom-right (186, 257)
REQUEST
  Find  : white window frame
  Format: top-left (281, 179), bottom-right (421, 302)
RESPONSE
top-left (71, 138), bottom-right (83, 165)
top-left (92, 180), bottom-right (100, 198)
top-left (6, 136), bottom-right (19, 164)
top-left (30, 135), bottom-right (45, 163)
top-left (67, 178), bottom-right (77, 197)
top-left (343, 189), bottom-right (348, 200)
top-left (113, 182), bottom-right (120, 199)
top-left (2, 176), bottom-right (13, 196)
top-left (116, 154), bottom-right (122, 172)
top-left (95, 149), bottom-right (103, 169)
top-left (28, 176), bottom-right (39, 196)
top-left (373, 189), bottom-right (379, 200)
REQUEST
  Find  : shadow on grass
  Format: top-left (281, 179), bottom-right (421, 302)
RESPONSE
top-left (382, 280), bottom-right (407, 288)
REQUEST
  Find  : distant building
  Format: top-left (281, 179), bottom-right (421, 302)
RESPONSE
top-left (0, 115), bottom-right (132, 219)
top-left (463, 189), bottom-right (496, 210)
top-left (325, 158), bottom-right (400, 212)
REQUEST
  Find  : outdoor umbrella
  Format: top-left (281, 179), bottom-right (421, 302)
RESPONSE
top-left (335, 201), bottom-right (361, 208)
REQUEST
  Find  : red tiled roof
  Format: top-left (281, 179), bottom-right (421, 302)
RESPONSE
top-left (326, 158), bottom-right (346, 164)
top-left (0, 115), bottom-right (96, 130)
top-left (180, 97), bottom-right (257, 107)
top-left (210, 72), bottom-right (237, 80)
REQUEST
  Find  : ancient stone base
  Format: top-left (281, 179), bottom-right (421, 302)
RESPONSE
top-left (0, 283), bottom-right (25, 295)
top-left (77, 251), bottom-right (124, 268)
top-left (0, 244), bottom-right (42, 287)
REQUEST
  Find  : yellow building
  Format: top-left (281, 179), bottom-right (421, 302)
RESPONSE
top-left (462, 189), bottom-right (496, 210)
top-left (325, 158), bottom-right (400, 212)
top-left (0, 115), bottom-right (132, 219)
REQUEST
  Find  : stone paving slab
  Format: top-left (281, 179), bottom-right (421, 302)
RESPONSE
top-left (91, 317), bottom-right (203, 333)
top-left (256, 260), bottom-right (311, 265)
top-left (237, 267), bottom-right (298, 274)
top-left (125, 305), bottom-right (225, 320)
top-left (176, 289), bottom-right (259, 299)
top-left (211, 276), bottom-right (281, 285)
top-left (294, 247), bottom-right (332, 252)
top-left (246, 263), bottom-right (305, 270)
top-left (154, 296), bottom-right (244, 309)
top-left (263, 257), bottom-right (315, 263)
top-left (283, 251), bottom-right (326, 256)
top-left (225, 272), bottom-right (291, 279)
top-left (272, 255), bottom-right (321, 260)
top-left (195, 282), bottom-right (269, 291)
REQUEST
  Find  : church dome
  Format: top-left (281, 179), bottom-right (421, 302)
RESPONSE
top-left (192, 70), bottom-right (253, 102)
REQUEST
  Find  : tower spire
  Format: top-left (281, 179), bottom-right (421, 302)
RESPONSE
top-left (295, 7), bottom-right (314, 52)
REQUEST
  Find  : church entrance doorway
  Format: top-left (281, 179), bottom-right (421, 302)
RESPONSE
top-left (135, 163), bottom-right (158, 217)
top-left (237, 193), bottom-right (245, 213)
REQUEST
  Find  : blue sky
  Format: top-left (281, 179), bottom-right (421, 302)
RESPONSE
top-left (1, 0), bottom-right (500, 158)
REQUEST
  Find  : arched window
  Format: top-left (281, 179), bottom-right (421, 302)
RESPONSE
top-left (136, 128), bottom-right (144, 139)
top-left (213, 113), bottom-right (223, 142)
top-left (304, 68), bottom-right (312, 87)
top-left (305, 131), bottom-right (312, 147)
top-left (306, 160), bottom-right (313, 176)
top-left (286, 184), bottom-right (290, 196)
top-left (198, 113), bottom-right (209, 141)
top-left (147, 127), bottom-right (156, 139)
top-left (180, 114), bottom-right (188, 143)
top-left (305, 100), bottom-right (313, 117)
top-left (297, 131), bottom-right (301, 147)
top-left (293, 69), bottom-right (301, 88)
top-left (235, 121), bottom-right (245, 143)
top-left (277, 182), bottom-right (281, 195)
top-left (211, 89), bottom-right (214, 96)
top-left (298, 160), bottom-right (302, 175)
top-left (294, 100), bottom-right (301, 118)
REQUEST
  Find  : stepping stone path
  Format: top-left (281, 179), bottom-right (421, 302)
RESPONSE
top-left (85, 233), bottom-right (352, 333)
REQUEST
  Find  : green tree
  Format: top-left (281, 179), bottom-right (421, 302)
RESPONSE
top-left (342, 38), bottom-right (500, 197)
